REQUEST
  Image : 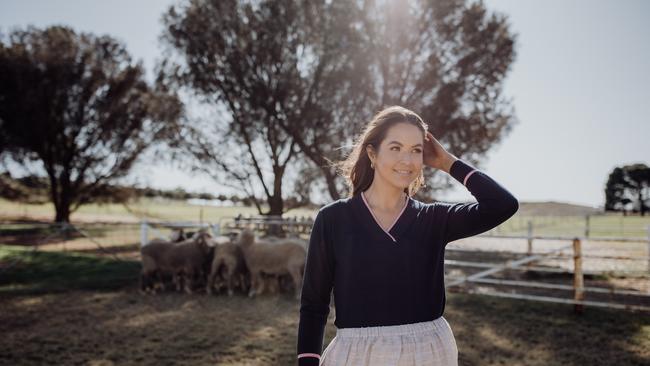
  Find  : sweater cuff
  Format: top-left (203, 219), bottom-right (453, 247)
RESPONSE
top-left (449, 159), bottom-right (479, 187)
top-left (298, 354), bottom-right (321, 366)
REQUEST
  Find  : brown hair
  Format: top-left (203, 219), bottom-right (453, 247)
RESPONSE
top-left (333, 105), bottom-right (428, 198)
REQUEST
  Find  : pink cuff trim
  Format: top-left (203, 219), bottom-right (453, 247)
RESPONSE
top-left (298, 353), bottom-right (321, 360)
top-left (463, 169), bottom-right (478, 186)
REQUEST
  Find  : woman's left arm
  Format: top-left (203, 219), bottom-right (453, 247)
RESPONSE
top-left (440, 158), bottom-right (519, 243)
top-left (423, 131), bottom-right (519, 244)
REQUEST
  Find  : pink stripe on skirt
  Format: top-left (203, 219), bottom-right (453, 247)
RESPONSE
top-left (319, 317), bottom-right (458, 366)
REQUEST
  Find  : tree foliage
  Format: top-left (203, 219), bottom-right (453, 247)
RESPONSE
top-left (160, 0), bottom-right (518, 212)
top-left (605, 163), bottom-right (650, 215)
top-left (0, 26), bottom-right (181, 222)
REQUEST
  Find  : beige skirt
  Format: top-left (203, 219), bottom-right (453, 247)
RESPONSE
top-left (319, 317), bottom-right (458, 366)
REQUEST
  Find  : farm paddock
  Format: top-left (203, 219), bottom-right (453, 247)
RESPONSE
top-left (0, 287), bottom-right (648, 366)
top-left (1, 238), bottom-right (649, 366)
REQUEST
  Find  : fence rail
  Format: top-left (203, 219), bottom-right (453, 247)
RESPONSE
top-left (445, 236), bottom-right (650, 313)
top-left (2, 216), bottom-right (649, 312)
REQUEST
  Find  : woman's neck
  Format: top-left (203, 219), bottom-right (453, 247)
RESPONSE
top-left (363, 180), bottom-right (407, 211)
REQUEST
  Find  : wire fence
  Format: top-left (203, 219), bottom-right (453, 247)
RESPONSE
top-left (1, 214), bottom-right (649, 312)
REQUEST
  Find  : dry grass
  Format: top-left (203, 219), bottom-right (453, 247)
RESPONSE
top-left (1, 199), bottom-right (649, 365)
top-left (0, 288), bottom-right (648, 366)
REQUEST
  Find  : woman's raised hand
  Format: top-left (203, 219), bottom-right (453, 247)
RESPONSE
top-left (423, 131), bottom-right (457, 173)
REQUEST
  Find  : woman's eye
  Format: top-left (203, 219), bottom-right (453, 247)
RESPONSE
top-left (391, 146), bottom-right (421, 153)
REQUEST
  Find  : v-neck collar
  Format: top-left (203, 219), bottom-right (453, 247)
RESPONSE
top-left (354, 190), bottom-right (415, 243)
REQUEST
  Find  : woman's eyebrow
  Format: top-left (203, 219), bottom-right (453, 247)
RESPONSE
top-left (388, 141), bottom-right (423, 147)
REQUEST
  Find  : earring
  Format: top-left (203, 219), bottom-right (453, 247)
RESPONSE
top-left (371, 161), bottom-right (375, 169)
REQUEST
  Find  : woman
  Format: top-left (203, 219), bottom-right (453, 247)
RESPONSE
top-left (296, 106), bottom-right (518, 366)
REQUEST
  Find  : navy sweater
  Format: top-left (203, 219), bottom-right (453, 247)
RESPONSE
top-left (296, 159), bottom-right (519, 365)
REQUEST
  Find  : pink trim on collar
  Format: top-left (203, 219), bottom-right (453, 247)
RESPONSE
top-left (463, 169), bottom-right (478, 186)
top-left (297, 353), bottom-right (321, 360)
top-left (361, 191), bottom-right (408, 243)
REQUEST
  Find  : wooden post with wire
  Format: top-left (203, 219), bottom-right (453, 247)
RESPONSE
top-left (140, 219), bottom-right (148, 247)
top-left (526, 220), bottom-right (533, 271)
top-left (573, 237), bottom-right (584, 314)
top-left (647, 225), bottom-right (650, 273)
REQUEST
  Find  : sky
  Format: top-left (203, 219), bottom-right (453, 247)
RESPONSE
top-left (1, 0), bottom-right (648, 208)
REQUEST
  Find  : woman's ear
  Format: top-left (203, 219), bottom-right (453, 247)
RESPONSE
top-left (365, 144), bottom-right (375, 163)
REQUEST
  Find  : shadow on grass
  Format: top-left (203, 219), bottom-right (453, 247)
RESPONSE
top-left (0, 287), bottom-right (304, 365)
top-left (444, 293), bottom-right (650, 366)
top-left (1, 244), bottom-right (648, 365)
top-left (72, 242), bottom-right (141, 256)
top-left (0, 224), bottom-right (83, 246)
top-left (0, 244), bottom-right (140, 295)
top-left (0, 222), bottom-right (136, 246)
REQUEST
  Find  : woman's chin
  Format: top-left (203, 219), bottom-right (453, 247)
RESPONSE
top-left (391, 179), bottom-right (413, 190)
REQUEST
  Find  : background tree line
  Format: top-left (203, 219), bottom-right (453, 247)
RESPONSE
top-left (605, 163), bottom-right (650, 216)
top-left (0, 171), bottom-right (250, 205)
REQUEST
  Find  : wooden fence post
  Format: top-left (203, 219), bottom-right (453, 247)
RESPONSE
top-left (527, 221), bottom-right (533, 255)
top-left (573, 237), bottom-right (584, 314)
top-left (525, 221), bottom-right (533, 271)
top-left (647, 225), bottom-right (650, 273)
top-left (140, 219), bottom-right (148, 247)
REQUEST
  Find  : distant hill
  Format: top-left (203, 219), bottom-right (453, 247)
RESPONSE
top-left (517, 201), bottom-right (603, 216)
top-left (434, 198), bottom-right (605, 216)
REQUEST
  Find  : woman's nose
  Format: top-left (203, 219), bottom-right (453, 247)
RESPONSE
top-left (399, 152), bottom-right (414, 164)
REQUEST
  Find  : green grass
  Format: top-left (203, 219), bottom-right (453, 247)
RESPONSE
top-left (498, 214), bottom-right (650, 239)
top-left (0, 244), bottom-right (140, 295)
top-left (0, 223), bottom-right (63, 237)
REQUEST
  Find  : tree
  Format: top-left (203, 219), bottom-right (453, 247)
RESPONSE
top-left (290, 0), bottom-right (519, 201)
top-left (605, 164), bottom-right (650, 216)
top-left (160, 0), bottom-right (517, 212)
top-left (0, 26), bottom-right (181, 222)
top-left (160, 0), bottom-right (369, 215)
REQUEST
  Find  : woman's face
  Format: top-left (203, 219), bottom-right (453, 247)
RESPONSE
top-left (367, 122), bottom-right (424, 191)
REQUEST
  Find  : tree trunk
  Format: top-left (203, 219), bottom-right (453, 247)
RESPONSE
top-left (323, 168), bottom-right (343, 201)
top-left (52, 172), bottom-right (73, 223)
top-left (639, 190), bottom-right (647, 216)
top-left (54, 203), bottom-right (71, 223)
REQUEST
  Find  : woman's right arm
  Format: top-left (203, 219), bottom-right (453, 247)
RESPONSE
top-left (296, 209), bottom-right (335, 366)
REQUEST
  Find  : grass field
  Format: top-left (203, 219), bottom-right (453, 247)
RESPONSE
top-left (0, 245), bottom-right (648, 366)
top-left (0, 198), bottom-right (316, 224)
top-left (1, 198), bottom-right (649, 365)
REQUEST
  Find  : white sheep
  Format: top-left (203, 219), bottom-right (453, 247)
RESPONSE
top-left (140, 230), bottom-right (214, 294)
top-left (206, 240), bottom-right (249, 296)
top-left (236, 228), bottom-right (306, 300)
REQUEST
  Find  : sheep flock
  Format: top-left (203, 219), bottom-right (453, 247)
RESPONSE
top-left (140, 227), bottom-right (308, 300)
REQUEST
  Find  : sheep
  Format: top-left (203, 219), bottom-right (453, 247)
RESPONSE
top-left (141, 231), bottom-right (206, 292)
top-left (258, 234), bottom-right (308, 251)
top-left (139, 238), bottom-right (180, 293)
top-left (252, 235), bottom-right (307, 293)
top-left (206, 240), bottom-right (250, 296)
top-left (176, 230), bottom-right (215, 292)
top-left (236, 228), bottom-right (306, 300)
top-left (169, 228), bottom-right (186, 242)
top-left (140, 230), bottom-right (214, 294)
top-left (141, 237), bottom-right (181, 292)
